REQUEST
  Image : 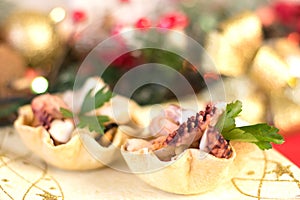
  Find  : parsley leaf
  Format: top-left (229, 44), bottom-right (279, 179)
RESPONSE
top-left (60, 107), bottom-right (74, 118)
top-left (60, 85), bottom-right (114, 135)
top-left (218, 101), bottom-right (284, 150)
top-left (239, 124), bottom-right (283, 144)
top-left (215, 100), bottom-right (242, 133)
top-left (80, 86), bottom-right (113, 114)
top-left (77, 115), bottom-right (110, 134)
top-left (221, 128), bottom-right (258, 143)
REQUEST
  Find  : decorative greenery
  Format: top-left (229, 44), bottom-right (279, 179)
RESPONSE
top-left (217, 100), bottom-right (284, 150)
top-left (60, 86), bottom-right (113, 134)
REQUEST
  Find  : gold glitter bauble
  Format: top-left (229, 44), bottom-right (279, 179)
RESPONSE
top-left (3, 11), bottom-right (61, 69)
top-left (204, 12), bottom-right (262, 77)
top-left (271, 94), bottom-right (300, 134)
top-left (250, 38), bottom-right (298, 94)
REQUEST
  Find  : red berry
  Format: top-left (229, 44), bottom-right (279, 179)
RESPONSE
top-left (25, 68), bottom-right (39, 80)
top-left (72, 10), bottom-right (87, 23)
top-left (157, 12), bottom-right (188, 29)
top-left (135, 17), bottom-right (152, 29)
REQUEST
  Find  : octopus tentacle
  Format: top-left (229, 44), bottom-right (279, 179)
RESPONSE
top-left (149, 103), bottom-right (233, 159)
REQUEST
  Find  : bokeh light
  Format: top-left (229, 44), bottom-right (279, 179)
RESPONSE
top-left (31, 76), bottom-right (49, 94)
top-left (49, 7), bottom-right (66, 23)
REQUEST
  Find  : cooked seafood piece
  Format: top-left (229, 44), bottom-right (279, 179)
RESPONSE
top-left (14, 77), bottom-right (140, 170)
top-left (122, 103), bottom-right (236, 194)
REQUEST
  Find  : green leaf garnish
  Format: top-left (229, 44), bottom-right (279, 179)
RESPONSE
top-left (77, 115), bottom-right (110, 134)
top-left (60, 85), bottom-right (113, 135)
top-left (239, 124), bottom-right (283, 144)
top-left (221, 128), bottom-right (258, 143)
top-left (218, 100), bottom-right (284, 150)
top-left (60, 107), bottom-right (74, 118)
top-left (215, 100), bottom-right (242, 133)
top-left (80, 86), bottom-right (113, 114)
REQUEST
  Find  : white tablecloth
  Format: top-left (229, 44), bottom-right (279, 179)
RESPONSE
top-left (0, 126), bottom-right (299, 200)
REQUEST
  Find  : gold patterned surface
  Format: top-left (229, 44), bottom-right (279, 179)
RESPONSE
top-left (0, 126), bottom-right (299, 199)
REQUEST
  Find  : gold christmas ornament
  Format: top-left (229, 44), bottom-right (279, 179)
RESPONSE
top-left (251, 38), bottom-right (300, 134)
top-left (221, 77), bottom-right (266, 124)
top-left (250, 39), bottom-right (298, 94)
top-left (3, 11), bottom-right (62, 69)
top-left (204, 12), bottom-right (262, 77)
top-left (271, 94), bottom-right (300, 134)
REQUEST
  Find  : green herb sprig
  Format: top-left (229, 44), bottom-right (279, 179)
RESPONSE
top-left (216, 100), bottom-right (284, 150)
top-left (60, 86), bottom-right (113, 134)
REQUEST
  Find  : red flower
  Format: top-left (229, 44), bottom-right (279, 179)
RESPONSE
top-left (273, 1), bottom-right (300, 27)
top-left (100, 47), bottom-right (144, 70)
top-left (112, 52), bottom-right (144, 70)
top-left (135, 17), bottom-right (152, 29)
top-left (157, 12), bottom-right (189, 29)
top-left (72, 10), bottom-right (87, 24)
